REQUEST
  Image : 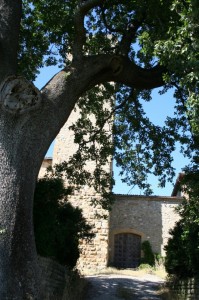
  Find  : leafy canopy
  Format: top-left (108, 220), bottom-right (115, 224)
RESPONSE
top-left (19, 0), bottom-right (199, 196)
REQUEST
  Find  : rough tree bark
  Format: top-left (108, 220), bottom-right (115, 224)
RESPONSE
top-left (0, 1), bottom-right (165, 299)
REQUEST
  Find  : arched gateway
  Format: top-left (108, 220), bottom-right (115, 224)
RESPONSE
top-left (114, 233), bottom-right (141, 268)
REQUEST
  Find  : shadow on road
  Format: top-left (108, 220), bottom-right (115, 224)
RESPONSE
top-left (84, 274), bottom-right (165, 300)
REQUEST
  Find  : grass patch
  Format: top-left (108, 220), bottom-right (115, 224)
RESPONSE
top-left (84, 264), bottom-right (167, 280)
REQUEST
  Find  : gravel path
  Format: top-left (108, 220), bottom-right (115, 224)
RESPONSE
top-left (84, 274), bottom-right (165, 300)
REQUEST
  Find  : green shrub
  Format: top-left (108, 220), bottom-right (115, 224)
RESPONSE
top-left (165, 171), bottom-right (199, 278)
top-left (34, 176), bottom-right (94, 268)
top-left (154, 253), bottom-right (165, 268)
top-left (141, 241), bottom-right (155, 266)
top-left (165, 217), bottom-right (199, 278)
top-left (138, 263), bottom-right (153, 270)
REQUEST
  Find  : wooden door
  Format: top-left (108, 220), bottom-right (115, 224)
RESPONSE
top-left (114, 233), bottom-right (141, 268)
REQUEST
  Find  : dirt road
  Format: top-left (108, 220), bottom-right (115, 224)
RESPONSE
top-left (84, 273), bottom-right (165, 300)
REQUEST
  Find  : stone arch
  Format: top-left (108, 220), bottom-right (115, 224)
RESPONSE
top-left (109, 228), bottom-right (145, 268)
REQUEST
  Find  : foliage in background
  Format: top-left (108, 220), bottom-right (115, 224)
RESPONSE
top-left (34, 173), bottom-right (94, 268)
top-left (18, 0), bottom-right (199, 199)
top-left (153, 0), bottom-right (199, 280)
top-left (141, 240), bottom-right (155, 266)
top-left (54, 0), bottom-right (198, 196)
top-left (154, 0), bottom-right (199, 145)
top-left (165, 170), bottom-right (199, 278)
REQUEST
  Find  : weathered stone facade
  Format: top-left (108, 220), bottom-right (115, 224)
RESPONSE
top-left (65, 190), bottom-right (109, 273)
top-left (109, 194), bottom-right (181, 267)
top-left (167, 277), bottom-right (199, 300)
top-left (52, 106), bottom-right (111, 273)
top-left (38, 157), bottom-right (52, 178)
top-left (39, 105), bottom-right (182, 273)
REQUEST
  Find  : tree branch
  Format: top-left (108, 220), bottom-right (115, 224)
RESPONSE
top-left (39, 54), bottom-right (165, 150)
top-left (111, 57), bottom-right (165, 89)
top-left (73, 0), bottom-right (146, 62)
top-left (73, 0), bottom-right (104, 61)
top-left (34, 52), bottom-right (165, 162)
top-left (171, 81), bottom-right (198, 148)
top-left (82, 55), bottom-right (165, 90)
top-left (0, 0), bottom-right (22, 80)
top-left (76, 88), bottom-right (135, 146)
top-left (118, 20), bottom-right (142, 56)
top-left (43, 54), bottom-right (165, 113)
top-left (100, 5), bottom-right (124, 34)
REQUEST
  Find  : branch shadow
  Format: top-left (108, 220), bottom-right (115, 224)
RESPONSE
top-left (85, 275), bottom-right (164, 300)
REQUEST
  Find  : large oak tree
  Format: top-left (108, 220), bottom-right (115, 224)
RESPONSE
top-left (0, 0), bottom-right (198, 298)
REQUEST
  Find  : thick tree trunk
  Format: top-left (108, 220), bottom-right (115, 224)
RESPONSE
top-left (0, 115), bottom-right (43, 299)
top-left (0, 74), bottom-right (79, 299)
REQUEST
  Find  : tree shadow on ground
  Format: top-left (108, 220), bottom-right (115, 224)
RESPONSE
top-left (85, 275), bottom-right (164, 300)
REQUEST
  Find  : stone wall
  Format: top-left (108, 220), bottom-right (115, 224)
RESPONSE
top-left (53, 105), bottom-right (112, 174)
top-left (53, 104), bottom-right (112, 273)
top-left (65, 189), bottom-right (109, 273)
top-left (66, 191), bottom-right (181, 271)
top-left (108, 194), bottom-right (182, 264)
top-left (38, 160), bottom-right (110, 273)
top-left (36, 179), bottom-right (182, 271)
top-left (38, 157), bottom-right (52, 178)
top-left (38, 256), bottom-right (86, 300)
top-left (167, 277), bottom-right (199, 300)
top-left (39, 256), bottom-right (68, 300)
top-left (39, 102), bottom-right (182, 272)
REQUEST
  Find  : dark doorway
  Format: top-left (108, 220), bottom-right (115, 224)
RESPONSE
top-left (114, 233), bottom-right (141, 268)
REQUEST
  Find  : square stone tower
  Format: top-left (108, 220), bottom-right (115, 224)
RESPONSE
top-left (53, 104), bottom-right (112, 273)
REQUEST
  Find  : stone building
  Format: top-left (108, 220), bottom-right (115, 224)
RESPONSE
top-left (39, 106), bottom-right (182, 274)
top-left (109, 194), bottom-right (181, 269)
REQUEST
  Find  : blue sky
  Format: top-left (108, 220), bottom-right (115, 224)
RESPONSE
top-left (34, 65), bottom-right (190, 196)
